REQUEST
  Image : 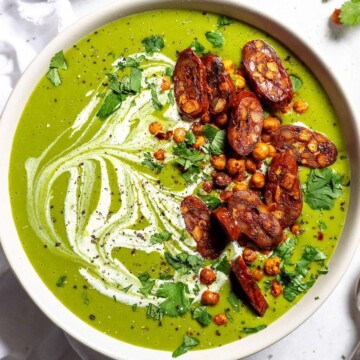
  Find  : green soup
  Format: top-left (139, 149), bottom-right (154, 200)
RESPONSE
top-left (9, 9), bottom-right (349, 354)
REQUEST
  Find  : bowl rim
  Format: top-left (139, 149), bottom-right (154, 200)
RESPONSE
top-left (1, 0), bottom-right (360, 359)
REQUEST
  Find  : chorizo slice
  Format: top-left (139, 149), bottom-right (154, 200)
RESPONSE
top-left (228, 90), bottom-right (264, 156)
top-left (231, 255), bottom-right (268, 316)
top-left (213, 207), bottom-right (241, 241)
top-left (174, 48), bottom-right (209, 121)
top-left (180, 196), bottom-right (224, 259)
top-left (228, 190), bottom-right (283, 250)
top-left (211, 171), bottom-right (232, 189)
top-left (242, 39), bottom-right (294, 110)
top-left (265, 150), bottom-right (303, 228)
top-left (202, 54), bottom-right (236, 114)
top-left (270, 125), bottom-right (337, 168)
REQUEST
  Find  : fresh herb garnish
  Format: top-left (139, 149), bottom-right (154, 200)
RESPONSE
top-left (281, 270), bottom-right (315, 302)
top-left (185, 130), bottom-right (196, 145)
top-left (217, 16), bottom-right (233, 28)
top-left (159, 273), bottom-right (174, 280)
top-left (203, 124), bottom-right (218, 141)
top-left (273, 237), bottom-right (298, 265)
top-left (340, 0), bottom-right (360, 26)
top-left (157, 282), bottom-right (190, 317)
top-left (165, 252), bottom-right (204, 275)
top-left (205, 30), bottom-right (224, 49)
top-left (172, 335), bottom-right (200, 358)
top-left (203, 127), bottom-right (226, 155)
top-left (150, 231), bottom-right (172, 245)
top-left (227, 292), bottom-right (241, 312)
top-left (131, 303), bottom-right (138, 312)
top-left (165, 67), bottom-right (174, 78)
top-left (138, 272), bottom-right (155, 297)
top-left (116, 55), bottom-right (145, 71)
top-left (47, 50), bottom-right (67, 86)
top-left (318, 219), bottom-right (328, 231)
top-left (191, 305), bottom-right (212, 326)
top-left (198, 194), bottom-right (222, 210)
top-left (148, 83), bottom-right (163, 111)
top-left (179, 231), bottom-right (187, 242)
top-left (225, 309), bottom-right (234, 322)
top-left (146, 303), bottom-right (163, 321)
top-left (296, 246), bottom-right (327, 277)
top-left (290, 75), bottom-right (303, 93)
top-left (129, 68), bottom-right (142, 93)
top-left (82, 291), bottom-right (90, 305)
top-left (214, 256), bottom-right (231, 275)
top-left (241, 325), bottom-right (267, 334)
top-left (189, 40), bottom-right (206, 56)
top-left (56, 275), bottom-right (67, 287)
top-left (142, 35), bottom-right (165, 54)
top-left (96, 92), bottom-right (122, 119)
top-left (47, 68), bottom-right (62, 87)
top-left (142, 152), bottom-right (164, 174)
top-left (303, 168), bottom-right (343, 210)
top-left (121, 284), bottom-right (133, 293)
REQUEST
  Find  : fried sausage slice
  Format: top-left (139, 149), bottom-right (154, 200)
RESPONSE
top-left (231, 255), bottom-right (268, 316)
top-left (228, 190), bottom-right (283, 250)
top-left (213, 207), bottom-right (241, 241)
top-left (180, 196), bottom-right (224, 259)
top-left (265, 150), bottom-right (303, 228)
top-left (242, 39), bottom-right (294, 110)
top-left (271, 125), bottom-right (337, 168)
top-left (174, 48), bottom-right (209, 121)
top-left (202, 54), bottom-right (236, 114)
top-left (228, 90), bottom-right (264, 156)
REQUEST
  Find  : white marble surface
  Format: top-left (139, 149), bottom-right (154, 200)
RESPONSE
top-left (1, 0), bottom-right (360, 359)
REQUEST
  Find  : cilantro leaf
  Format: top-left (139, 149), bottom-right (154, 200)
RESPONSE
top-left (159, 273), bottom-right (174, 280)
top-left (150, 231), bottom-right (172, 245)
top-left (241, 325), bottom-right (267, 334)
top-left (148, 83), bottom-right (163, 111)
top-left (185, 130), bottom-right (196, 145)
top-left (172, 335), bottom-right (200, 358)
top-left (165, 252), bottom-right (204, 275)
top-left (168, 91), bottom-right (175, 105)
top-left (217, 16), bottom-right (233, 28)
top-left (157, 282), bottom-right (190, 317)
top-left (165, 67), bottom-right (174, 78)
top-left (318, 220), bottom-right (328, 231)
top-left (227, 292), bottom-right (241, 312)
top-left (142, 152), bottom-right (164, 174)
top-left (142, 35), bottom-right (165, 54)
top-left (47, 68), bottom-right (61, 87)
top-left (96, 92), bottom-right (122, 119)
top-left (214, 256), bottom-right (231, 275)
top-left (296, 246), bottom-right (327, 277)
top-left (303, 168), bottom-right (343, 210)
top-left (283, 276), bottom-right (315, 302)
top-left (146, 303), bottom-right (163, 321)
top-left (191, 305), bottom-right (212, 326)
top-left (81, 291), bottom-right (90, 305)
top-left (273, 237), bottom-right (298, 265)
top-left (138, 272), bottom-right (155, 297)
top-left (290, 75), bottom-right (303, 93)
top-left (121, 284), bottom-right (133, 293)
top-left (340, 0), bottom-right (360, 26)
top-left (56, 275), bottom-right (67, 287)
top-left (209, 130), bottom-right (226, 155)
top-left (129, 67), bottom-right (142, 93)
top-left (116, 55), bottom-right (145, 71)
top-left (203, 124), bottom-right (218, 141)
top-left (205, 30), bottom-right (224, 49)
top-left (50, 50), bottom-right (67, 70)
top-left (198, 194), bottom-right (222, 210)
top-left (190, 40), bottom-right (206, 56)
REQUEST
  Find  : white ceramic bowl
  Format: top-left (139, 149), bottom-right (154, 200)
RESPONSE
top-left (1, 0), bottom-right (360, 359)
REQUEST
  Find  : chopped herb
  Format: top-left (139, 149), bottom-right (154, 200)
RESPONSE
top-left (264, 279), bottom-right (272, 291)
top-left (148, 83), bottom-right (163, 111)
top-left (159, 273), bottom-right (174, 280)
top-left (82, 291), bottom-right (90, 305)
top-left (198, 194), bottom-right (222, 210)
top-left (185, 130), bottom-right (196, 145)
top-left (142, 35), bottom-right (165, 54)
top-left (157, 282), bottom-right (190, 317)
top-left (131, 303), bottom-right (138, 311)
top-left (340, 0), bottom-right (360, 26)
top-left (113, 295), bottom-right (117, 302)
top-left (205, 129), bottom-right (226, 155)
top-left (203, 124), bottom-right (218, 141)
top-left (214, 256), bottom-right (231, 275)
top-left (314, 296), bottom-right (320, 300)
top-left (172, 335), bottom-right (200, 358)
top-left (296, 246), bottom-right (327, 277)
top-left (318, 220), bottom-right (328, 231)
top-left (224, 309), bottom-right (234, 322)
top-left (47, 68), bottom-right (61, 87)
top-left (165, 67), bottom-right (174, 78)
top-left (217, 16), bottom-right (233, 28)
top-left (129, 67), bottom-right (142, 93)
top-left (96, 92), bottom-right (122, 119)
top-left (193, 283), bottom-right (200, 295)
top-left (165, 252), bottom-right (204, 275)
top-left (50, 50), bottom-right (67, 69)
top-left (241, 325), bottom-right (267, 334)
top-left (138, 272), bottom-right (155, 297)
top-left (282, 272), bottom-right (315, 302)
top-left (189, 40), bottom-right (206, 56)
top-left (121, 284), bottom-right (133, 293)
top-left (227, 292), bottom-right (241, 312)
top-left (191, 306), bottom-right (212, 326)
top-left (116, 55), bottom-right (145, 71)
top-left (273, 237), bottom-right (298, 265)
top-left (205, 30), bottom-right (224, 49)
top-left (179, 231), bottom-right (187, 242)
top-left (303, 168), bottom-right (343, 210)
top-left (168, 91), bottom-right (175, 105)
top-left (56, 275), bottom-right (67, 287)
top-left (290, 75), bottom-right (303, 93)
top-left (142, 152), bottom-right (164, 174)
top-left (150, 231), bottom-right (172, 245)
top-left (146, 303), bottom-right (163, 321)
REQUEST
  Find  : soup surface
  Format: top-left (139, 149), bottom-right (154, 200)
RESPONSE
top-left (9, 9), bottom-right (350, 354)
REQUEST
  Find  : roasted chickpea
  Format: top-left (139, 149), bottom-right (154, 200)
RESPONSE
top-left (263, 117), bottom-right (281, 133)
top-left (291, 223), bottom-right (300, 235)
top-left (252, 268), bottom-right (264, 282)
top-left (250, 172), bottom-right (266, 189)
top-left (294, 100), bottom-right (309, 114)
top-left (264, 257), bottom-right (281, 276)
top-left (233, 171), bottom-right (247, 183)
top-left (219, 190), bottom-right (232, 202)
top-left (191, 122), bottom-right (204, 135)
top-left (212, 171), bottom-right (232, 189)
top-left (201, 112), bottom-right (211, 124)
top-left (243, 247), bottom-right (257, 263)
top-left (149, 121), bottom-right (163, 135)
top-left (261, 133), bottom-right (272, 143)
top-left (245, 158), bottom-right (257, 174)
top-left (161, 76), bottom-right (171, 91)
top-left (226, 158), bottom-right (245, 176)
top-left (252, 142), bottom-right (270, 161)
top-left (200, 268), bottom-right (216, 285)
top-left (201, 290), bottom-right (220, 306)
top-left (211, 154), bottom-right (227, 171)
top-left (223, 59), bottom-right (234, 74)
top-left (153, 149), bottom-right (165, 161)
top-left (173, 127), bottom-right (187, 144)
top-left (270, 279), bottom-right (284, 297)
top-left (193, 135), bottom-right (205, 149)
top-left (234, 74), bottom-right (246, 90)
top-left (214, 113), bottom-right (229, 128)
top-left (268, 144), bottom-right (277, 157)
top-left (214, 314), bottom-right (228, 326)
top-left (233, 183), bottom-right (248, 192)
top-left (202, 180), bottom-right (214, 193)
